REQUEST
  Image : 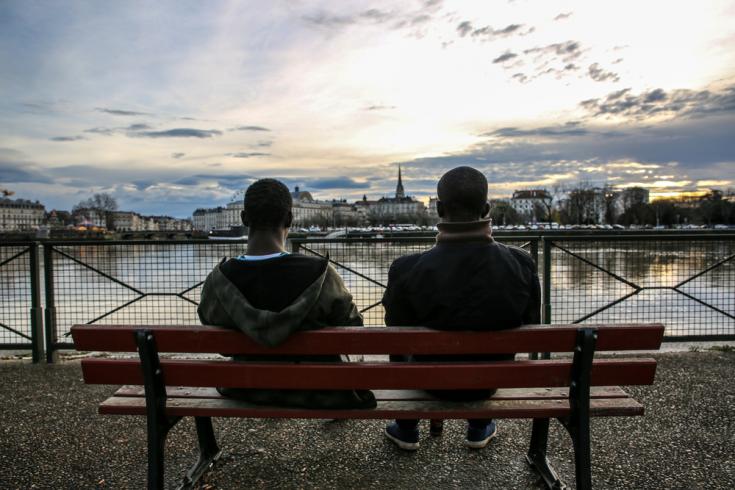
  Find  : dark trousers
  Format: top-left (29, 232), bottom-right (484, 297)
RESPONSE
top-left (390, 354), bottom-right (505, 431)
top-left (396, 418), bottom-right (491, 431)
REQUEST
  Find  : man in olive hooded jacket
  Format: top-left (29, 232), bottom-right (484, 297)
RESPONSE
top-left (197, 178), bottom-right (375, 409)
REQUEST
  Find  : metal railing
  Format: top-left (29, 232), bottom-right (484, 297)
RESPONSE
top-left (1, 231), bottom-right (733, 362)
top-left (0, 242), bottom-right (43, 361)
top-left (42, 240), bottom-right (247, 361)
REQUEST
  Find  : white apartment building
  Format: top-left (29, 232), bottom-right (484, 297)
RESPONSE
top-left (0, 198), bottom-right (45, 231)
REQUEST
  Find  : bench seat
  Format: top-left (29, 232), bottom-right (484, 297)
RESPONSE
top-left (102, 386), bottom-right (643, 419)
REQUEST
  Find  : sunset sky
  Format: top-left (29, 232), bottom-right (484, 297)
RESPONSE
top-left (1, 0), bottom-right (734, 217)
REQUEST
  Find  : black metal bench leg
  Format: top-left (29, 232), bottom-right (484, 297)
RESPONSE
top-left (178, 417), bottom-right (222, 490)
top-left (526, 418), bottom-right (566, 490)
top-left (563, 328), bottom-right (596, 490)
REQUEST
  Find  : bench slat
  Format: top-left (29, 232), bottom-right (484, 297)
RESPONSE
top-left (113, 385), bottom-right (631, 401)
top-left (99, 395), bottom-right (644, 419)
top-left (71, 324), bottom-right (665, 354)
top-left (82, 358), bottom-right (657, 389)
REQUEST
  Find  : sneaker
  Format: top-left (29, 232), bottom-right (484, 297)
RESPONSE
top-left (465, 421), bottom-right (497, 449)
top-left (385, 422), bottom-right (420, 450)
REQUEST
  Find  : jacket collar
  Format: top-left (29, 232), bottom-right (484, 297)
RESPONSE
top-left (436, 218), bottom-right (493, 243)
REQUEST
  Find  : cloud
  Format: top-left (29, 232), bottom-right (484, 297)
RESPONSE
top-left (95, 107), bottom-right (151, 116)
top-left (456, 21), bottom-right (532, 41)
top-left (171, 152), bottom-right (185, 159)
top-left (588, 63), bottom-right (620, 82)
top-left (554, 12), bottom-right (573, 21)
top-left (523, 41), bottom-right (582, 61)
top-left (483, 125), bottom-right (591, 138)
top-left (305, 177), bottom-right (370, 189)
top-left (365, 105), bottom-right (397, 111)
top-left (228, 152), bottom-right (270, 158)
top-left (126, 123), bottom-right (152, 131)
top-left (84, 127), bottom-right (115, 136)
top-left (0, 157), bottom-right (53, 184)
top-left (49, 136), bottom-right (86, 142)
top-left (250, 140), bottom-right (273, 148)
top-left (229, 125), bottom-right (271, 132)
top-left (132, 128), bottom-right (222, 138)
top-left (581, 84), bottom-right (735, 120)
top-left (492, 51), bottom-right (518, 64)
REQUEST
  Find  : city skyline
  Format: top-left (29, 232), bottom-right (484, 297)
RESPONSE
top-left (1, 1), bottom-right (734, 218)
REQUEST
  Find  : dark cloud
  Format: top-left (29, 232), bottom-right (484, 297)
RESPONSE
top-left (133, 128), bottom-right (222, 138)
top-left (305, 177), bottom-right (370, 190)
top-left (581, 84), bottom-right (735, 120)
top-left (523, 41), bottom-right (582, 61)
top-left (588, 63), bottom-right (620, 83)
top-left (394, 113), bottom-right (735, 188)
top-left (228, 152), bottom-right (270, 158)
top-left (229, 125), bottom-right (271, 132)
top-left (483, 125), bottom-right (590, 138)
top-left (303, 12), bottom-right (357, 27)
top-left (173, 173), bottom-right (257, 189)
top-left (126, 123), bottom-right (152, 131)
top-left (171, 153), bottom-right (185, 159)
top-left (492, 51), bottom-right (518, 64)
top-left (250, 140), bottom-right (273, 148)
top-left (554, 12), bottom-right (573, 21)
top-left (365, 105), bottom-right (397, 111)
top-left (84, 127), bottom-right (115, 135)
top-left (0, 158), bottom-right (53, 184)
top-left (456, 21), bottom-right (472, 37)
top-left (512, 73), bottom-right (528, 83)
top-left (95, 107), bottom-right (151, 116)
top-left (456, 21), bottom-right (532, 41)
top-left (49, 136), bottom-right (85, 142)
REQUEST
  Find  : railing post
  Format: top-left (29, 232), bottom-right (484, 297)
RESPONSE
top-left (29, 242), bottom-right (45, 363)
top-left (290, 238), bottom-right (301, 254)
top-left (530, 238), bottom-right (539, 272)
top-left (43, 243), bottom-right (58, 363)
top-left (542, 237), bottom-right (552, 325)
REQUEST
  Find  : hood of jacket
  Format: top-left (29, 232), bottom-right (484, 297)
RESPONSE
top-left (197, 260), bottom-right (330, 347)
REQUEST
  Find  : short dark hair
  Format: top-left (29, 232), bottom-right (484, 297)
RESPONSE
top-left (437, 166), bottom-right (488, 217)
top-left (243, 178), bottom-right (292, 229)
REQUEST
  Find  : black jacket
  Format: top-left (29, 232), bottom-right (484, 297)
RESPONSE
top-left (381, 224), bottom-right (541, 400)
top-left (382, 240), bottom-right (540, 333)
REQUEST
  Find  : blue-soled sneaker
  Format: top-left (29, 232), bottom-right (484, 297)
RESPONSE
top-left (465, 421), bottom-right (497, 449)
top-left (385, 422), bottom-right (420, 450)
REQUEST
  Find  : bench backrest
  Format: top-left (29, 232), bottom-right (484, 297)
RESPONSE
top-left (72, 323), bottom-right (664, 390)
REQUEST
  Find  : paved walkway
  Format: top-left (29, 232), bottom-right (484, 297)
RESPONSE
top-left (1, 351), bottom-right (733, 489)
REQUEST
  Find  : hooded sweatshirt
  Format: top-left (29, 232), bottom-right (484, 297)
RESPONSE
top-left (198, 254), bottom-right (375, 409)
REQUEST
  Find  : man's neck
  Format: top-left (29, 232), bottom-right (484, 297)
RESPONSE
top-left (246, 229), bottom-right (287, 255)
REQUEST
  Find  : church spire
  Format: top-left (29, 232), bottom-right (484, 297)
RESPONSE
top-left (395, 165), bottom-right (405, 199)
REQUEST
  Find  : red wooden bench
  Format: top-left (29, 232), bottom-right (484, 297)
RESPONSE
top-left (71, 323), bottom-right (664, 490)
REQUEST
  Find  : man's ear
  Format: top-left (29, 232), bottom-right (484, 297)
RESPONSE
top-left (284, 210), bottom-right (293, 229)
top-left (436, 200), bottom-right (445, 218)
top-left (240, 210), bottom-right (249, 226)
top-left (482, 201), bottom-right (491, 218)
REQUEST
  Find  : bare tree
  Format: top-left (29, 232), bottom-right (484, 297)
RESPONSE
top-left (73, 193), bottom-right (118, 230)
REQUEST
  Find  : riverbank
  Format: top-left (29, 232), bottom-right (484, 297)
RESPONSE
top-left (1, 351), bottom-right (734, 489)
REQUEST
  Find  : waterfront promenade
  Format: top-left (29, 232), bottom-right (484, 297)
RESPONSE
top-left (1, 350), bottom-right (733, 489)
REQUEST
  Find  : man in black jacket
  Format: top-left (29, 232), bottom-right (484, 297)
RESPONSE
top-left (382, 166), bottom-right (541, 450)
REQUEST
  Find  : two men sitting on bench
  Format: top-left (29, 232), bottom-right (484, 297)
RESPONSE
top-left (382, 166), bottom-right (541, 450)
top-left (198, 167), bottom-right (540, 448)
top-left (197, 178), bottom-right (375, 409)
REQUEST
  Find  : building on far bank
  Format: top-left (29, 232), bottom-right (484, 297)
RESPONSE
top-left (290, 187), bottom-right (333, 226)
top-left (0, 197), bottom-right (45, 231)
top-left (370, 166), bottom-right (426, 223)
top-left (510, 189), bottom-right (552, 222)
